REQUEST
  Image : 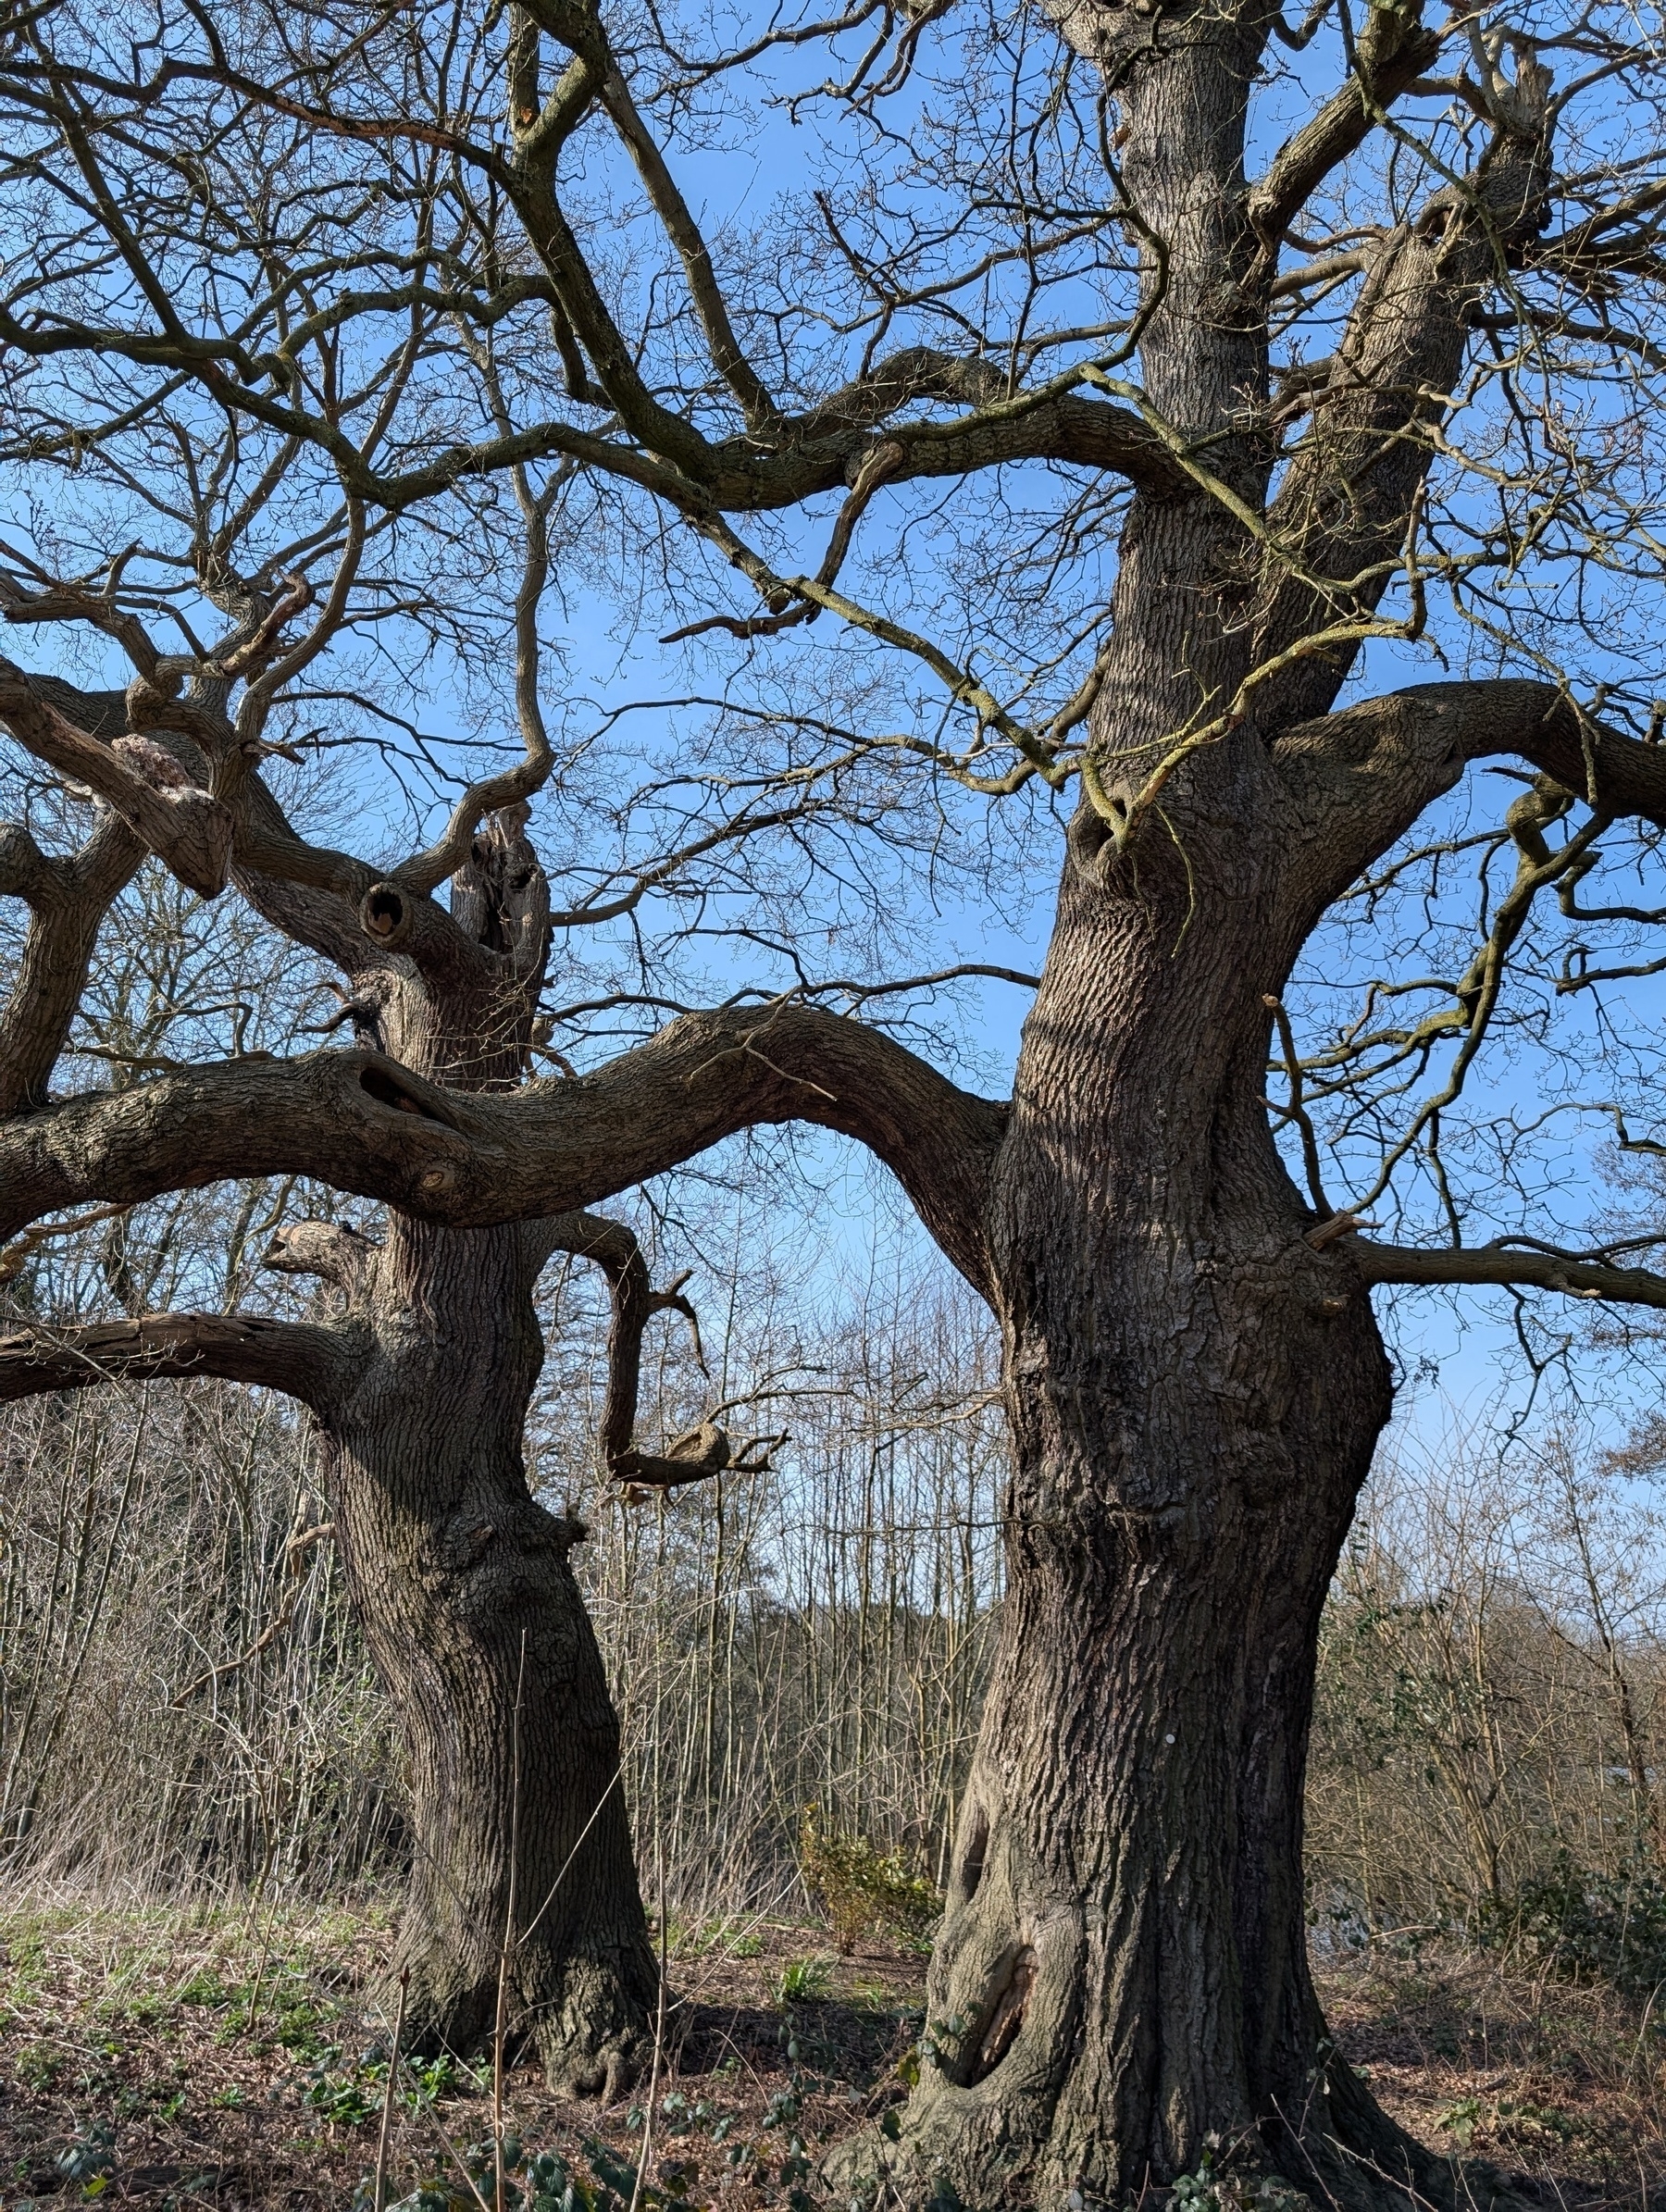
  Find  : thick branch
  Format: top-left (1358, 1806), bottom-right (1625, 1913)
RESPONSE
top-left (0, 811), bottom-right (143, 1115)
top-left (262, 1219), bottom-right (379, 1295)
top-left (532, 1210), bottom-right (736, 1489)
top-left (1250, 93), bottom-right (1554, 732)
top-left (1247, 7), bottom-right (1440, 249)
top-left (0, 1310), bottom-right (361, 1412)
top-left (1455, 680), bottom-right (1666, 821)
top-left (20, 672), bottom-right (370, 975)
top-left (0, 658), bottom-right (232, 897)
top-left (0, 1008), bottom-right (1007, 1297)
top-left (1274, 677), bottom-right (1666, 935)
top-left (1355, 1239), bottom-right (1666, 1311)
top-left (14, 666), bottom-right (503, 986)
top-left (0, 275), bottom-right (1184, 514)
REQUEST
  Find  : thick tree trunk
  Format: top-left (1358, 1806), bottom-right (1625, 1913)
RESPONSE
top-left (854, 865), bottom-right (1471, 2209)
top-left (317, 1215), bottom-right (655, 2091)
top-left (837, 5), bottom-right (1507, 2191)
top-left (255, 813), bottom-right (659, 2086)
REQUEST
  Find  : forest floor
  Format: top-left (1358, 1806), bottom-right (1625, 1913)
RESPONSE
top-left (0, 1900), bottom-right (1660, 2212)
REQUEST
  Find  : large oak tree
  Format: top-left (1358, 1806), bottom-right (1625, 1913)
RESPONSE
top-left (4, 0), bottom-right (1666, 2199)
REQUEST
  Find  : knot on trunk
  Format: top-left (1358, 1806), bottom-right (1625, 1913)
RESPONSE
top-left (111, 731), bottom-right (191, 789)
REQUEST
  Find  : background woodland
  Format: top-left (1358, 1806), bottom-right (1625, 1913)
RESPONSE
top-left (5, 849), bottom-right (1666, 1989)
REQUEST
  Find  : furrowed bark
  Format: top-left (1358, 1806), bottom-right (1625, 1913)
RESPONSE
top-left (278, 813), bottom-right (662, 2086)
top-left (0, 1246), bottom-right (660, 2088)
top-left (0, 767), bottom-right (665, 2081)
top-left (837, 830), bottom-right (1470, 2210)
top-left (830, 4), bottom-right (1529, 2204)
top-left (322, 1212), bottom-right (657, 2092)
top-left (1249, 93), bottom-right (1555, 734)
top-left (2, 0), bottom-right (1647, 2191)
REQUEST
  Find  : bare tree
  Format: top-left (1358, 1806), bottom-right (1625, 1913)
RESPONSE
top-left (0, 576), bottom-right (686, 2089)
top-left (4, 0), bottom-right (1666, 2198)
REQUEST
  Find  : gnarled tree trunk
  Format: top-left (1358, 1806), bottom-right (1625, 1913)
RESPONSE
top-left (845, 0), bottom-right (1554, 2192)
top-left (318, 1214), bottom-right (654, 2093)
top-left (882, 868), bottom-right (1448, 2206)
top-left (300, 814), bottom-right (660, 2083)
top-left (0, 0), bottom-right (1597, 2182)
top-left (247, 810), bottom-right (663, 2085)
top-left (0, 766), bottom-right (665, 2087)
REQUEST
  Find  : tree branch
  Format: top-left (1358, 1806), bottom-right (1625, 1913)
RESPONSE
top-left (1247, 4), bottom-right (1440, 251)
top-left (1270, 676), bottom-right (1666, 957)
top-left (0, 811), bottom-right (142, 1114)
top-left (2, 623), bottom-right (507, 988)
top-left (392, 471), bottom-right (562, 897)
top-left (0, 657), bottom-right (233, 897)
top-left (0, 1310), bottom-right (362, 1413)
top-left (597, 68), bottom-right (779, 435)
top-left (262, 1219), bottom-right (379, 1296)
top-left (530, 1210), bottom-right (756, 1490)
top-left (1354, 1238), bottom-right (1666, 1311)
top-left (0, 1008), bottom-right (1008, 1297)
top-left (1250, 73), bottom-right (1556, 732)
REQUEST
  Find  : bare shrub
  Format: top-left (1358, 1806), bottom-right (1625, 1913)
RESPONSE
top-left (0, 1381), bottom-right (402, 1899)
top-left (1, 1261), bottom-right (1006, 1926)
top-left (1307, 1423), bottom-right (1666, 1975)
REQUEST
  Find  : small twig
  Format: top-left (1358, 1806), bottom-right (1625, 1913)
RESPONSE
top-left (1263, 994), bottom-right (1331, 1214)
top-left (628, 1806), bottom-right (670, 2212)
top-left (375, 1968), bottom-right (410, 2212)
top-left (169, 1522), bottom-right (334, 1705)
top-left (494, 1633), bottom-right (528, 2212)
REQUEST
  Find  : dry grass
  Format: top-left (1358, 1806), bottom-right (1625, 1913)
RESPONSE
top-left (1313, 1946), bottom-right (1666, 2209)
top-left (0, 1901), bottom-right (923, 2212)
top-left (3, 1904), bottom-right (1663, 2211)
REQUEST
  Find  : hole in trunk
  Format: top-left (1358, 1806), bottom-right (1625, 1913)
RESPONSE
top-left (958, 1804), bottom-right (988, 1901)
top-left (359, 1063), bottom-right (454, 1125)
top-left (359, 880), bottom-right (414, 948)
top-left (966, 1944), bottom-right (1034, 2084)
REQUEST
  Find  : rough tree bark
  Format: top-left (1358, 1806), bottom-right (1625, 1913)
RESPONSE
top-left (883, 856), bottom-right (1413, 2206)
top-left (260, 818), bottom-right (660, 2084)
top-left (844, 7), bottom-right (1557, 2196)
